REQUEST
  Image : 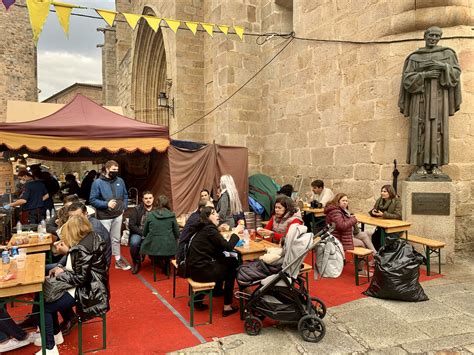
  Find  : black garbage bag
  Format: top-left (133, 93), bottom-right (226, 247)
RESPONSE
top-left (364, 237), bottom-right (429, 302)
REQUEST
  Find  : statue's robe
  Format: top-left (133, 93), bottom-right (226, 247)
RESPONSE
top-left (398, 46), bottom-right (462, 167)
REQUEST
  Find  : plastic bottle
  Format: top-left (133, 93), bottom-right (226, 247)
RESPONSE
top-left (16, 221), bottom-right (22, 234)
top-left (243, 229), bottom-right (250, 249)
top-left (51, 209), bottom-right (56, 219)
top-left (46, 209), bottom-right (51, 221)
top-left (39, 219), bottom-right (46, 238)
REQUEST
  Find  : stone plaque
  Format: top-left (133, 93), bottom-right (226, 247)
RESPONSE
top-left (412, 193), bottom-right (450, 216)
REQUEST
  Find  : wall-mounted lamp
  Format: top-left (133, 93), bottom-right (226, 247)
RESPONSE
top-left (158, 92), bottom-right (174, 127)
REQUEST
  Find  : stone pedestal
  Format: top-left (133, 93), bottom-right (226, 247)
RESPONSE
top-left (401, 181), bottom-right (456, 263)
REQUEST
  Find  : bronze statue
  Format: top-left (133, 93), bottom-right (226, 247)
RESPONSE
top-left (399, 26), bottom-right (462, 179)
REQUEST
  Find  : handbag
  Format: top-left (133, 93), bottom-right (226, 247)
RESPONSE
top-left (43, 277), bottom-right (73, 303)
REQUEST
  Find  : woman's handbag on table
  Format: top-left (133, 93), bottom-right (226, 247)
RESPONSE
top-left (43, 277), bottom-right (72, 303)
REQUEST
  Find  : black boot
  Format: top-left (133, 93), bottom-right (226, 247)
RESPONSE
top-left (132, 262), bottom-right (141, 275)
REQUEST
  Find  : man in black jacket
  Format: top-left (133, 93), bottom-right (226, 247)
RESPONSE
top-left (129, 191), bottom-right (154, 274)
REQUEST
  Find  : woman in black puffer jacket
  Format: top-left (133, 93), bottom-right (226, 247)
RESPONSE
top-left (33, 214), bottom-right (109, 354)
top-left (186, 206), bottom-right (243, 317)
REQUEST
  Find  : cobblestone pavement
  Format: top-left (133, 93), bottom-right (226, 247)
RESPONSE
top-left (172, 255), bottom-right (474, 354)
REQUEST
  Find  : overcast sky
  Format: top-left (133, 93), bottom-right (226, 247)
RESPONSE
top-left (38, 0), bottom-right (115, 100)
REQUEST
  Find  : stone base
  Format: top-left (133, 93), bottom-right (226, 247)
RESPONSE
top-left (407, 173), bottom-right (452, 182)
top-left (401, 181), bottom-right (456, 264)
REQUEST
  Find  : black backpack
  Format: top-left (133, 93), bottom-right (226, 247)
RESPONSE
top-left (177, 232), bottom-right (197, 278)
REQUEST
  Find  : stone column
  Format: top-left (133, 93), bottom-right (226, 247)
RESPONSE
top-left (401, 181), bottom-right (456, 264)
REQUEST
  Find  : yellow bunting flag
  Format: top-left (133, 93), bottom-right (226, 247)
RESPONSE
top-left (122, 13), bottom-right (141, 30)
top-left (96, 9), bottom-right (117, 27)
top-left (185, 21), bottom-right (198, 35)
top-left (165, 19), bottom-right (180, 33)
top-left (201, 23), bottom-right (214, 37)
top-left (26, 0), bottom-right (50, 45)
top-left (217, 25), bottom-right (229, 35)
top-left (52, 2), bottom-right (77, 37)
top-left (143, 16), bottom-right (160, 32)
top-left (233, 25), bottom-right (244, 40)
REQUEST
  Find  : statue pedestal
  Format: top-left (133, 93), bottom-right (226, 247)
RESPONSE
top-left (401, 181), bottom-right (456, 264)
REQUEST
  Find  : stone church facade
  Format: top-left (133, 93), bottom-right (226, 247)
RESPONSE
top-left (103, 0), bottom-right (473, 256)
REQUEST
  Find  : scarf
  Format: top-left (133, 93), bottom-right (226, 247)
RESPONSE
top-left (272, 211), bottom-right (302, 235)
top-left (374, 197), bottom-right (395, 212)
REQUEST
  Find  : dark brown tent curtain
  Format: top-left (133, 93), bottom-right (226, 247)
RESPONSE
top-left (166, 144), bottom-right (248, 216)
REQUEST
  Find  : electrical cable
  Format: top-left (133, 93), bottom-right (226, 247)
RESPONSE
top-left (170, 35), bottom-right (295, 136)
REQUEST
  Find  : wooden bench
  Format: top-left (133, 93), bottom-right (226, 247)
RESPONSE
top-left (187, 278), bottom-right (215, 327)
top-left (346, 247), bottom-right (373, 286)
top-left (404, 234), bottom-right (446, 276)
top-left (299, 262), bottom-right (312, 288)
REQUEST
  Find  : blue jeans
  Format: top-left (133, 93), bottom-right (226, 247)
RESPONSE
top-left (0, 306), bottom-right (27, 341)
top-left (129, 234), bottom-right (143, 265)
top-left (43, 293), bottom-right (76, 349)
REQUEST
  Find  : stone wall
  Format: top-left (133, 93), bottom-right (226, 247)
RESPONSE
top-left (0, 0), bottom-right (37, 122)
top-left (258, 0), bottom-right (474, 253)
top-left (43, 84), bottom-right (103, 104)
top-left (100, 28), bottom-right (118, 106)
top-left (110, 0), bottom-right (474, 254)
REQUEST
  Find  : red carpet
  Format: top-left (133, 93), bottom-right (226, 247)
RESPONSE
top-left (8, 247), bottom-right (441, 354)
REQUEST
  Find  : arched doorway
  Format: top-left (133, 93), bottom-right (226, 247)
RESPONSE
top-left (132, 7), bottom-right (168, 126)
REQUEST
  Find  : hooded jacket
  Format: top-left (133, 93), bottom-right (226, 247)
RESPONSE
top-left (324, 204), bottom-right (357, 250)
top-left (140, 209), bottom-right (179, 256)
top-left (55, 232), bottom-right (109, 318)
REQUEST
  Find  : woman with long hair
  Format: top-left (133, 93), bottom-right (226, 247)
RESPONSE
top-left (186, 206), bottom-right (242, 316)
top-left (258, 194), bottom-right (303, 243)
top-left (369, 185), bottom-right (402, 250)
top-left (369, 185), bottom-right (402, 219)
top-left (216, 174), bottom-right (243, 228)
top-left (140, 195), bottom-right (179, 275)
top-left (324, 193), bottom-right (375, 275)
top-left (33, 214), bottom-right (109, 354)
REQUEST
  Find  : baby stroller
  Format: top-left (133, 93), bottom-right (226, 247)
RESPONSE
top-left (237, 224), bottom-right (335, 342)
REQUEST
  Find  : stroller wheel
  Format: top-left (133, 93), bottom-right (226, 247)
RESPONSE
top-left (298, 315), bottom-right (325, 343)
top-left (244, 316), bottom-right (263, 336)
top-left (311, 297), bottom-right (327, 319)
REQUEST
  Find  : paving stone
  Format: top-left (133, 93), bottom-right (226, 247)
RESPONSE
top-left (332, 305), bottom-right (429, 349)
top-left (410, 314), bottom-right (474, 338)
top-left (370, 297), bottom-right (462, 323)
top-left (463, 343), bottom-right (474, 353)
top-left (401, 333), bottom-right (474, 353)
top-left (366, 346), bottom-right (409, 355)
top-left (422, 282), bottom-right (469, 298)
top-left (436, 292), bottom-right (474, 316)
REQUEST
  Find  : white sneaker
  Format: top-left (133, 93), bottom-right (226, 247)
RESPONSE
top-left (34, 331), bottom-right (64, 347)
top-left (26, 331), bottom-right (41, 343)
top-left (35, 344), bottom-right (59, 355)
top-left (0, 337), bottom-right (30, 352)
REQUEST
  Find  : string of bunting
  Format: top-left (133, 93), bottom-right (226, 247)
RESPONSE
top-left (13, 0), bottom-right (244, 45)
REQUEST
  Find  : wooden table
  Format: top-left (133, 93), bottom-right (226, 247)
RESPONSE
top-left (234, 239), bottom-right (279, 262)
top-left (300, 207), bottom-right (325, 217)
top-left (8, 233), bottom-right (53, 254)
top-left (354, 213), bottom-right (411, 245)
top-left (0, 253), bottom-right (47, 354)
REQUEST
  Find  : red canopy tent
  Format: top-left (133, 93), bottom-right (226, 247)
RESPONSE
top-left (0, 95), bottom-right (248, 215)
top-left (0, 94), bottom-right (170, 154)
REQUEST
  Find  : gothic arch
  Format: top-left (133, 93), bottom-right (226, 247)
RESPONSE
top-left (132, 7), bottom-right (168, 125)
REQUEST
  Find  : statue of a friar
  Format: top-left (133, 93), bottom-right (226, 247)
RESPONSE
top-left (398, 26), bottom-right (462, 178)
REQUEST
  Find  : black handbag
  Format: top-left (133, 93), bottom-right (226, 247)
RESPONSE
top-left (43, 277), bottom-right (73, 303)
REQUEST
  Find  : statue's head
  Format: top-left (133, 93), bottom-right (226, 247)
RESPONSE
top-left (424, 26), bottom-right (443, 48)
